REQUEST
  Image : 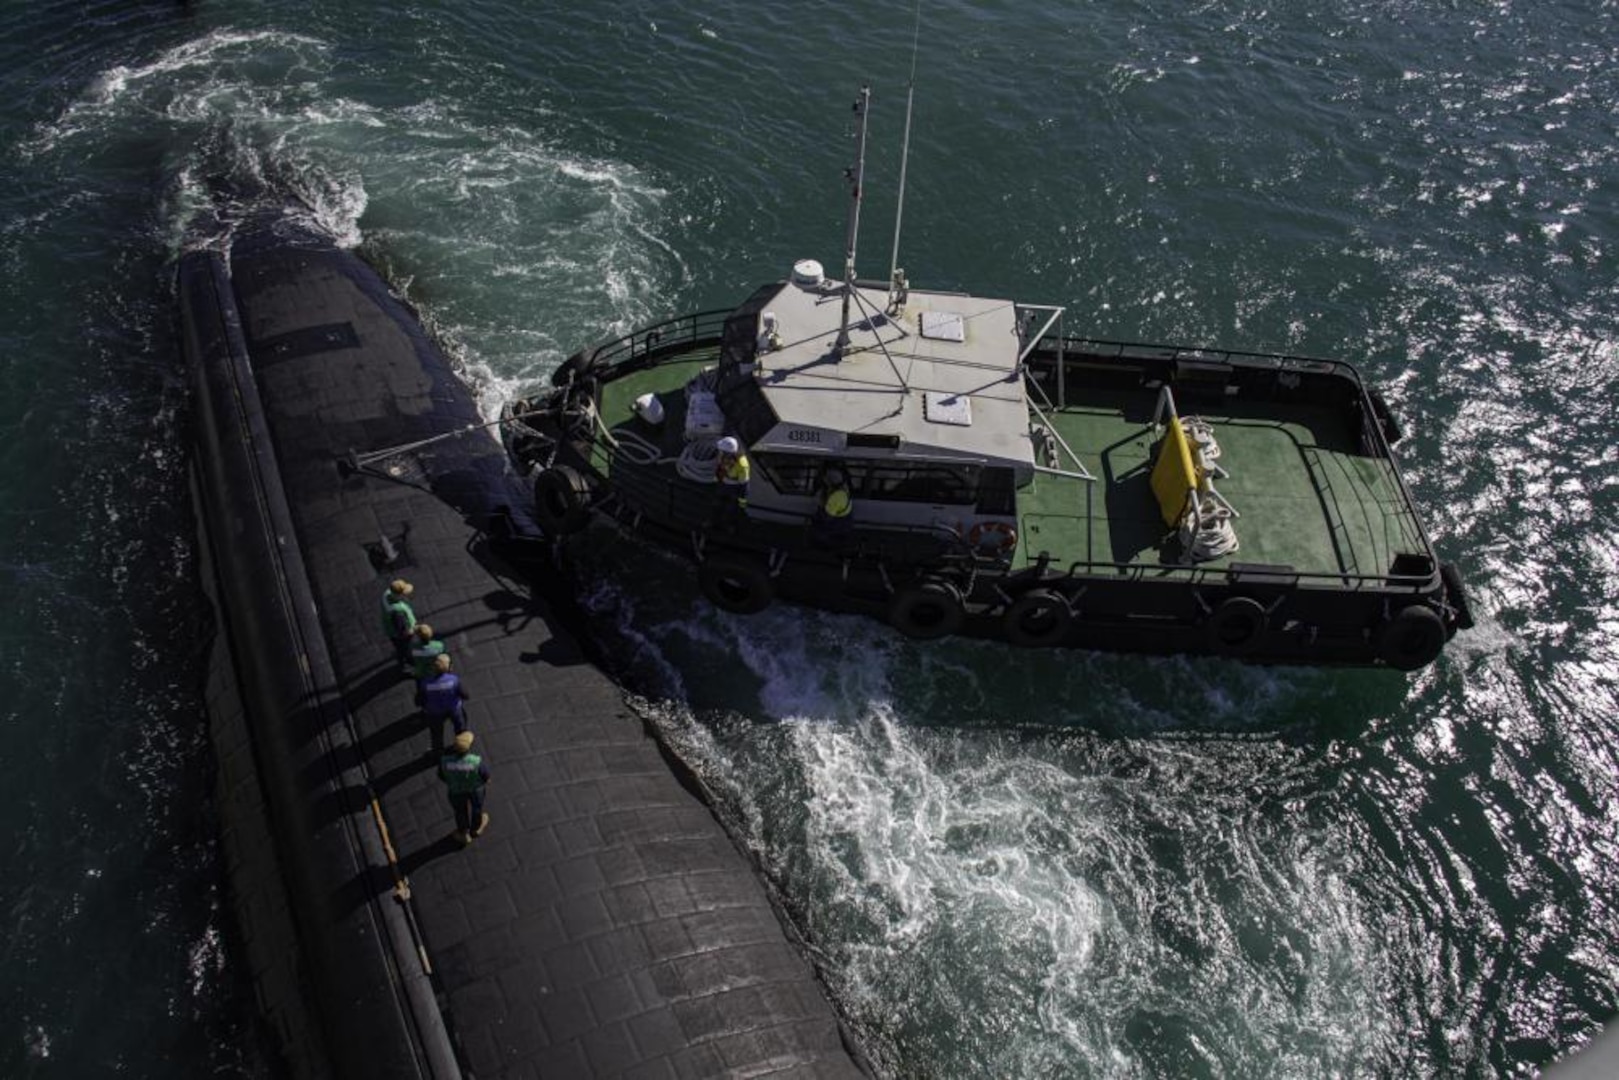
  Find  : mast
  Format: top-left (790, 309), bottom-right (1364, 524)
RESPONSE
top-left (834, 85), bottom-right (871, 358)
top-left (888, 0), bottom-right (923, 303)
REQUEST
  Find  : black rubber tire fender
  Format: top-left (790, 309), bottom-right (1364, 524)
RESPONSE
top-left (1375, 604), bottom-right (1447, 671)
top-left (532, 465), bottom-right (592, 536)
top-left (1003, 588), bottom-right (1072, 648)
top-left (698, 553), bottom-right (774, 615)
top-left (1207, 596), bottom-right (1268, 655)
top-left (888, 580), bottom-right (965, 641)
top-left (1440, 562), bottom-right (1475, 631)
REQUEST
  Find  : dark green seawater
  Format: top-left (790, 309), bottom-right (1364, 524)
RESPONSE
top-left (3, 1), bottom-right (1615, 1075)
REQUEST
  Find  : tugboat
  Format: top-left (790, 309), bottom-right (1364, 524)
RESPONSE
top-left (502, 90), bottom-right (1472, 669)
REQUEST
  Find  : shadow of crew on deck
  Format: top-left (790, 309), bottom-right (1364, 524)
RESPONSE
top-left (334, 660), bottom-right (410, 713)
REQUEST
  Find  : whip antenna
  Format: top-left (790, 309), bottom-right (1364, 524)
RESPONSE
top-left (835, 85), bottom-right (872, 357)
top-left (888, 0), bottom-right (924, 304)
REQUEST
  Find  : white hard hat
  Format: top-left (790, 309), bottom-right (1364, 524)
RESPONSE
top-left (716, 436), bottom-right (740, 454)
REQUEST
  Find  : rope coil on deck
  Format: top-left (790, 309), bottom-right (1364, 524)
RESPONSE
top-left (675, 439), bottom-right (721, 482)
top-left (1180, 502), bottom-right (1239, 561)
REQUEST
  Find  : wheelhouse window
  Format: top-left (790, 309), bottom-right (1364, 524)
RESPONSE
top-left (752, 453), bottom-right (822, 496)
top-left (851, 462), bottom-right (981, 505)
top-left (754, 455), bottom-right (986, 506)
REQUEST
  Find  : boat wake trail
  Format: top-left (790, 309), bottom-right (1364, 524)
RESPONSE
top-left (564, 537), bottom-right (1403, 1077)
top-left (17, 24), bottom-right (680, 420)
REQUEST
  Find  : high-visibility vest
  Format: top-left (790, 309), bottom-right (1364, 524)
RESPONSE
top-left (439, 752), bottom-right (484, 795)
top-left (381, 590), bottom-right (416, 639)
top-left (717, 453), bottom-right (750, 485)
top-left (410, 639), bottom-right (446, 680)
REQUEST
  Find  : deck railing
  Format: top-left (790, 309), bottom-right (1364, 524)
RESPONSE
top-left (573, 310), bottom-right (731, 372)
top-left (1046, 555), bottom-right (1436, 592)
top-left (1025, 333), bottom-right (1355, 386)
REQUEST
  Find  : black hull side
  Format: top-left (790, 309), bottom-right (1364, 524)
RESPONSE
top-left (561, 506), bottom-right (1459, 670)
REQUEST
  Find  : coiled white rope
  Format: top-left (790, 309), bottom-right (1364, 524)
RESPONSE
top-left (1180, 502), bottom-right (1239, 561)
top-left (610, 429), bottom-right (663, 466)
top-left (1182, 416), bottom-right (1222, 465)
top-left (675, 439), bottom-right (721, 483)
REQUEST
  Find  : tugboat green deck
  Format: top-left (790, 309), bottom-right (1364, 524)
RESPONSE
top-left (502, 274), bottom-right (1471, 669)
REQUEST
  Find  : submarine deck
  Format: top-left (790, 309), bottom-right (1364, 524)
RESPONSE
top-left (190, 227), bottom-right (863, 1078)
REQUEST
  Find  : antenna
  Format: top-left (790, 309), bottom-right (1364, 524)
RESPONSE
top-left (835, 85), bottom-right (871, 358)
top-left (888, 0), bottom-right (923, 307)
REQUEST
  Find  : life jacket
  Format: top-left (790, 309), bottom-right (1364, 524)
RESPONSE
top-left (381, 590), bottom-right (416, 639)
top-left (440, 752), bottom-right (484, 795)
top-left (716, 452), bottom-right (750, 485)
top-left (410, 639), bottom-right (446, 681)
top-left (822, 486), bottom-right (852, 518)
top-left (421, 672), bottom-right (463, 716)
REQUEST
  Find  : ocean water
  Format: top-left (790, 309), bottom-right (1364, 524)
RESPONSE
top-left (2, 0), bottom-right (1615, 1075)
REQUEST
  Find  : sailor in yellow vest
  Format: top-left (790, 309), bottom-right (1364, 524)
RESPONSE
top-left (812, 465), bottom-right (855, 550)
top-left (713, 435), bottom-right (750, 532)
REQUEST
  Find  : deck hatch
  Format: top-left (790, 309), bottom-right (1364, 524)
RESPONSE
top-left (920, 311), bottom-right (966, 342)
top-left (924, 392), bottom-right (972, 426)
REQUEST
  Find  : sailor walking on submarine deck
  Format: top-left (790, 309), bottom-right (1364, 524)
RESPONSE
top-left (439, 731), bottom-right (490, 846)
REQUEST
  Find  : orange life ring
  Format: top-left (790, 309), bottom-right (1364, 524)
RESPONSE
top-left (968, 520), bottom-right (1018, 555)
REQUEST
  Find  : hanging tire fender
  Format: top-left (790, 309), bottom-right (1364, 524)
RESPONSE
top-left (888, 580), bottom-right (965, 641)
top-left (1375, 604), bottom-right (1446, 671)
top-left (532, 465), bottom-right (592, 536)
top-left (1206, 596), bottom-right (1267, 655)
top-left (698, 553), bottom-right (774, 615)
top-left (1003, 588), bottom-right (1072, 648)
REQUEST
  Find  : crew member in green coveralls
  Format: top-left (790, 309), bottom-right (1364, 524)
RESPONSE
top-left (380, 578), bottom-right (417, 671)
top-left (438, 730), bottom-right (490, 846)
top-left (408, 622), bottom-right (446, 682)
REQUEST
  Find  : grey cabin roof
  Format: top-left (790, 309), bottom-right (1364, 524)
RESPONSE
top-left (748, 277), bottom-right (1034, 469)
